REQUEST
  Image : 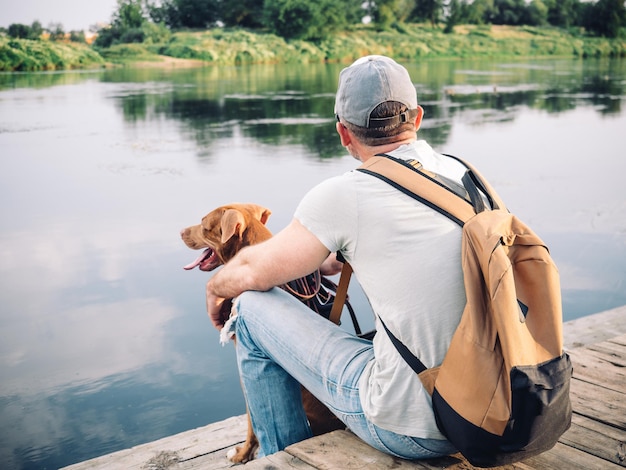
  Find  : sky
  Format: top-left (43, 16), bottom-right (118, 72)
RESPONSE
top-left (0, 0), bottom-right (119, 31)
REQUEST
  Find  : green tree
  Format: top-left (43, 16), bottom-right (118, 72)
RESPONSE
top-left (141, 21), bottom-right (171, 43)
top-left (585, 0), bottom-right (626, 38)
top-left (544, 0), bottom-right (580, 28)
top-left (145, 0), bottom-right (181, 28)
top-left (264, 0), bottom-right (350, 40)
top-left (373, 0), bottom-right (397, 29)
top-left (94, 0), bottom-right (146, 47)
top-left (345, 0), bottom-right (367, 24)
top-left (7, 23), bottom-right (31, 39)
top-left (114, 0), bottom-right (145, 29)
top-left (410, 0), bottom-right (444, 26)
top-left (372, 0), bottom-right (414, 29)
top-left (526, 0), bottom-right (549, 26)
top-left (444, 0), bottom-right (463, 33)
top-left (463, 0), bottom-right (496, 24)
top-left (145, 0), bottom-right (220, 28)
top-left (69, 30), bottom-right (87, 43)
top-left (221, 0), bottom-right (265, 28)
top-left (48, 23), bottom-right (66, 41)
top-left (264, 0), bottom-right (313, 39)
top-left (175, 0), bottom-right (220, 28)
top-left (30, 21), bottom-right (44, 39)
top-left (491, 0), bottom-right (528, 25)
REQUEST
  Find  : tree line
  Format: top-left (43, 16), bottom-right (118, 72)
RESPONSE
top-left (3, 21), bottom-right (87, 43)
top-left (3, 0), bottom-right (625, 48)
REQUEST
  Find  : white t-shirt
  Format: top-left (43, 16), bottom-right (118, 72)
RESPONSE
top-left (294, 140), bottom-right (467, 439)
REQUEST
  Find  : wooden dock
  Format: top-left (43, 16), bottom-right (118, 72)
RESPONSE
top-left (63, 306), bottom-right (626, 470)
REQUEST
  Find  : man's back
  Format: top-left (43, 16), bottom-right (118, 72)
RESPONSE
top-left (295, 141), bottom-right (466, 438)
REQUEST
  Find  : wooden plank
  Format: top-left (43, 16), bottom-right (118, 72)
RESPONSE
top-left (568, 344), bottom-right (626, 394)
top-left (522, 442), bottom-right (624, 470)
top-left (286, 430), bottom-right (435, 469)
top-left (61, 415), bottom-right (248, 470)
top-left (421, 454), bottom-right (534, 470)
top-left (610, 335), bottom-right (626, 348)
top-left (285, 427), bottom-right (625, 470)
top-left (176, 447), bottom-right (243, 470)
top-left (585, 334), bottom-right (626, 367)
top-left (175, 448), bottom-right (317, 470)
top-left (569, 377), bottom-right (626, 429)
top-left (244, 452), bottom-right (317, 469)
top-left (559, 414), bottom-right (626, 467)
top-left (563, 306), bottom-right (626, 350)
top-left (286, 430), bottom-right (538, 470)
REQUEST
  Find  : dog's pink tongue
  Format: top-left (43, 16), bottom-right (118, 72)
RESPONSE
top-left (183, 248), bottom-right (211, 270)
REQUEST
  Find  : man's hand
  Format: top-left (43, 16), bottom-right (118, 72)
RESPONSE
top-left (320, 252), bottom-right (344, 276)
top-left (206, 284), bottom-right (232, 331)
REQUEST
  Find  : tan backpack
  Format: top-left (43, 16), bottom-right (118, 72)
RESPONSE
top-left (332, 154), bottom-right (572, 467)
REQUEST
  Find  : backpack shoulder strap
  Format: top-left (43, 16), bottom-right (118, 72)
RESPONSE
top-left (358, 154), bottom-right (506, 226)
top-left (328, 261), bottom-right (352, 326)
top-left (444, 154), bottom-right (507, 212)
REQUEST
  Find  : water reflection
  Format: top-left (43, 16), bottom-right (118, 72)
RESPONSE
top-left (0, 58), bottom-right (624, 469)
top-left (91, 59), bottom-right (626, 157)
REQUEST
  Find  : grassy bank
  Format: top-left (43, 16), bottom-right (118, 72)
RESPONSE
top-left (147, 24), bottom-right (626, 65)
top-left (1, 24), bottom-right (625, 72)
top-left (0, 37), bottom-right (105, 71)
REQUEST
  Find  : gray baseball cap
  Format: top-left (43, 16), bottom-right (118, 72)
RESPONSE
top-left (334, 55), bottom-right (418, 128)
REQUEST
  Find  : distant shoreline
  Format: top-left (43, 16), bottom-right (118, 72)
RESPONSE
top-left (2, 24), bottom-right (625, 72)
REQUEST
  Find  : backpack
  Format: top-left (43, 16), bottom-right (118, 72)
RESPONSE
top-left (332, 153), bottom-right (573, 468)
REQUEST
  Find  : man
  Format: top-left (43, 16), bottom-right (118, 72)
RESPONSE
top-left (206, 55), bottom-right (466, 460)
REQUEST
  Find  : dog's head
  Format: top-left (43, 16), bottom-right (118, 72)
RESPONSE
top-left (181, 203), bottom-right (272, 271)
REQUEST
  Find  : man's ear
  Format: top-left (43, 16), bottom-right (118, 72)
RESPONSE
top-left (336, 121), bottom-right (352, 147)
top-left (414, 105), bottom-right (424, 132)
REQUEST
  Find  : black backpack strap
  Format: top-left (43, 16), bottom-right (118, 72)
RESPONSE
top-left (444, 154), bottom-right (506, 212)
top-left (462, 171), bottom-right (486, 214)
top-left (379, 316), bottom-right (427, 374)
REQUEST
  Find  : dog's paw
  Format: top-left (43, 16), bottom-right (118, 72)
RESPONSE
top-left (226, 447), bottom-right (239, 461)
top-left (219, 311), bottom-right (238, 346)
top-left (226, 444), bottom-right (257, 464)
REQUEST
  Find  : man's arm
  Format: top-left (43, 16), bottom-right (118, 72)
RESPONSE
top-left (206, 218), bottom-right (330, 329)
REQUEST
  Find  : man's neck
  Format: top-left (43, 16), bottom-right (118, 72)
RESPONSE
top-left (359, 135), bottom-right (416, 162)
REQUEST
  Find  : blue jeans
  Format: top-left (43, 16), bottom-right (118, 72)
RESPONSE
top-left (232, 288), bottom-right (456, 460)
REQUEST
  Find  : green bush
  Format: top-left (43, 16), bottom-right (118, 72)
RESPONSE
top-left (142, 22), bottom-right (171, 44)
top-left (7, 23), bottom-right (34, 39)
top-left (0, 37), bottom-right (105, 71)
top-left (99, 43), bottom-right (151, 60)
top-left (263, 0), bottom-right (349, 40)
top-left (157, 43), bottom-right (213, 61)
top-left (119, 27), bottom-right (146, 44)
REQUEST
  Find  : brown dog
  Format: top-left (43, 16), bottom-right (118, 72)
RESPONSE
top-left (181, 203), bottom-right (343, 463)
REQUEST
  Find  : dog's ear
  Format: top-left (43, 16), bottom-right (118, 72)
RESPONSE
top-left (244, 204), bottom-right (272, 225)
top-left (220, 209), bottom-right (247, 243)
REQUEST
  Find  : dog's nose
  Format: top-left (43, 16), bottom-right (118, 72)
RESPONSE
top-left (180, 228), bottom-right (187, 237)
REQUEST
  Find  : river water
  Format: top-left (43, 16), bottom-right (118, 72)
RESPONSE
top-left (0, 58), bottom-right (625, 469)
